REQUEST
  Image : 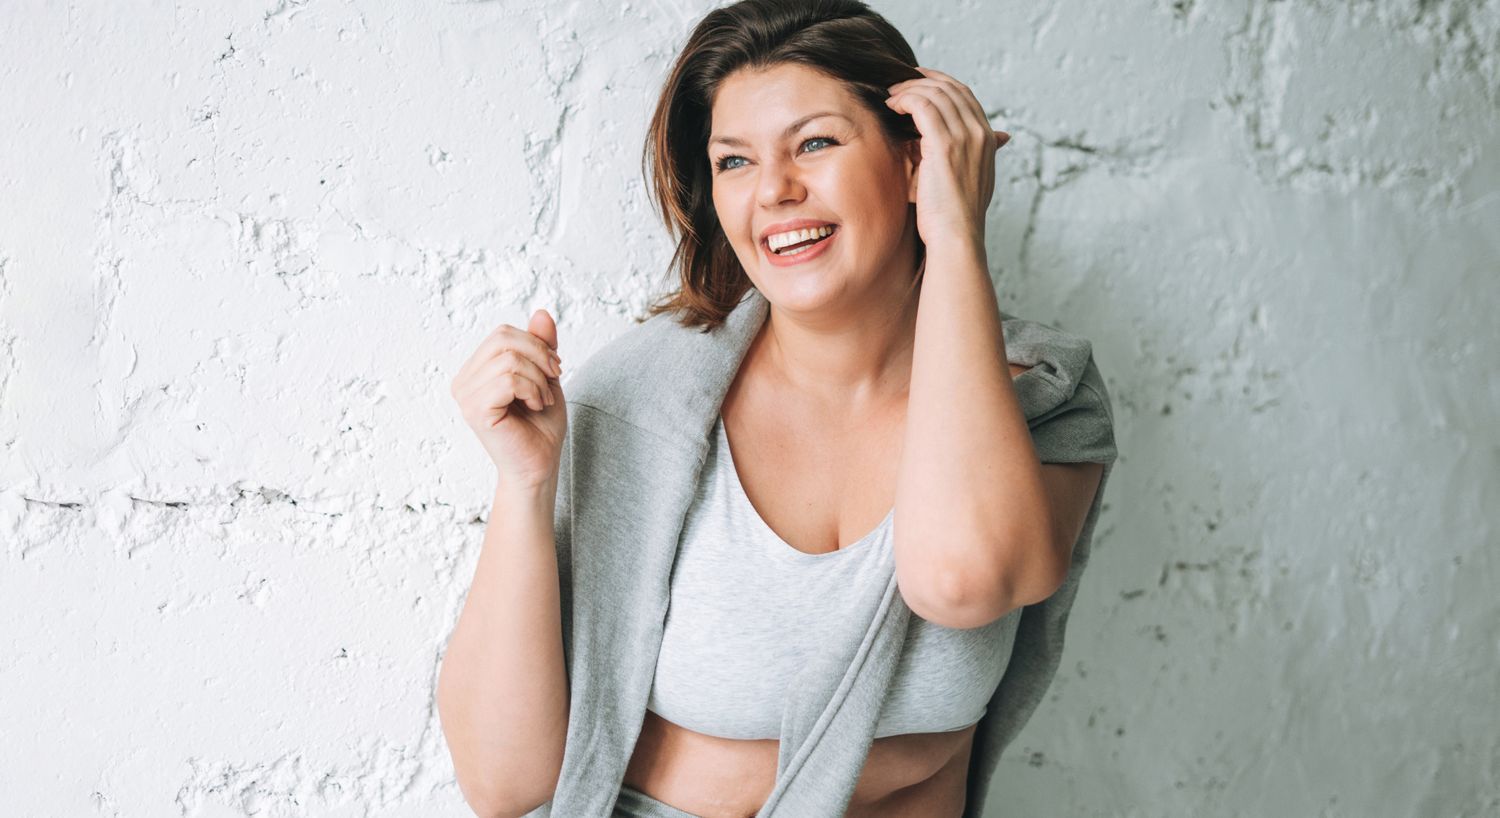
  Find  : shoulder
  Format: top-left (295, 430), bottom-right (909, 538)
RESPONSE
top-left (565, 311), bottom-right (685, 395)
top-left (561, 310), bottom-right (688, 414)
top-left (999, 310), bottom-right (1117, 464)
top-left (998, 310), bottom-right (1103, 418)
top-left (559, 305), bottom-right (734, 447)
top-left (561, 289), bottom-right (767, 442)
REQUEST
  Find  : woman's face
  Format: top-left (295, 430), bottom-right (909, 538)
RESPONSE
top-left (707, 62), bottom-right (919, 312)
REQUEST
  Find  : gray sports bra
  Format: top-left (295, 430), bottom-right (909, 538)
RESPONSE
top-left (646, 414), bottom-right (1022, 740)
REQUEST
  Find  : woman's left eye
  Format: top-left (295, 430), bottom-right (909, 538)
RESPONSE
top-left (713, 136), bottom-right (838, 173)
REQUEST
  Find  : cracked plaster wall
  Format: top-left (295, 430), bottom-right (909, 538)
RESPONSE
top-left (1, 0), bottom-right (1496, 816)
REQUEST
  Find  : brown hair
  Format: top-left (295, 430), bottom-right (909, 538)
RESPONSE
top-left (636, 0), bottom-right (926, 331)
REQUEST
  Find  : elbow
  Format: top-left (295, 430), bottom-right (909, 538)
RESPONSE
top-left (498, 800), bottom-right (553, 818)
top-left (899, 562), bottom-right (1012, 630)
top-left (901, 569), bottom-right (988, 630)
top-left (450, 755), bottom-right (559, 818)
top-left (464, 801), bottom-right (510, 818)
top-left (905, 531), bottom-right (1069, 630)
top-left (500, 783), bottom-right (560, 818)
top-left (450, 772), bottom-right (524, 818)
top-left (439, 699), bottom-right (560, 818)
top-left (461, 787), bottom-right (553, 818)
top-left (454, 785), bottom-right (506, 818)
top-left (994, 510), bottom-right (1070, 603)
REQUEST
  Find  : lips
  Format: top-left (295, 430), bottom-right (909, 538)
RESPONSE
top-left (759, 218), bottom-right (840, 246)
top-left (761, 223), bottom-right (839, 266)
top-left (767, 225), bottom-right (837, 254)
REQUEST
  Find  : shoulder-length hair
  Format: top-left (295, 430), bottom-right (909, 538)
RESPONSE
top-left (637, 0), bottom-right (926, 331)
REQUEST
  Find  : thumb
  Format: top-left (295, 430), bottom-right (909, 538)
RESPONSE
top-left (528, 307), bottom-right (559, 353)
top-left (994, 130), bottom-right (1010, 150)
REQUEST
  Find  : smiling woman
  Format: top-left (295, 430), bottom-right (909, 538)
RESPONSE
top-left (698, 62), bottom-right (923, 309)
top-left (612, 3), bottom-right (1113, 815)
top-left (436, 1), bottom-right (1120, 818)
top-left (638, 3), bottom-right (928, 331)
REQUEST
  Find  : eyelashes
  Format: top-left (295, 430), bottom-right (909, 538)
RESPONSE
top-left (713, 136), bottom-right (841, 174)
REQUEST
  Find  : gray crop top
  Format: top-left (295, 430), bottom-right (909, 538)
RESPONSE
top-left (646, 414), bottom-right (1023, 741)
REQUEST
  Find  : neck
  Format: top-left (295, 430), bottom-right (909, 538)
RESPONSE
top-left (756, 258), bottom-right (923, 414)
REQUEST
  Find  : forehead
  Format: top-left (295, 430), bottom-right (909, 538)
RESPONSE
top-left (709, 64), bottom-right (857, 141)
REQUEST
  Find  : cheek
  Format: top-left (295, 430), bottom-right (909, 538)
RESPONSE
top-left (710, 190), bottom-right (746, 243)
top-left (841, 174), bottom-right (908, 233)
top-left (837, 160), bottom-right (901, 203)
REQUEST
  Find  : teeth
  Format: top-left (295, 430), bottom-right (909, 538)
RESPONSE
top-left (768, 224), bottom-right (835, 251)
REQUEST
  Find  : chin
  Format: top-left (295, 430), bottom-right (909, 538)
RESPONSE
top-left (757, 271), bottom-right (854, 313)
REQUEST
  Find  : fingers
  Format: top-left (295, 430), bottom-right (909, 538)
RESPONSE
top-left (486, 349), bottom-right (557, 409)
top-left (454, 323), bottom-right (562, 392)
top-left (887, 86), bottom-right (960, 141)
top-left (476, 372), bottom-right (548, 422)
top-left (890, 68), bottom-right (995, 151)
top-left (457, 369), bottom-right (530, 425)
top-left (458, 350), bottom-right (555, 415)
top-left (931, 84), bottom-right (986, 148)
top-left (888, 67), bottom-right (1005, 215)
top-left (527, 308), bottom-right (560, 353)
top-left (912, 66), bottom-right (991, 129)
top-left (887, 84), bottom-right (990, 185)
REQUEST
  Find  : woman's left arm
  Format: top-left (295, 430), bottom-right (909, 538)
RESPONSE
top-left (887, 67), bottom-right (1105, 630)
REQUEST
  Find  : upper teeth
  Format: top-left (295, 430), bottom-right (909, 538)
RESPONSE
top-left (767, 225), bottom-right (835, 251)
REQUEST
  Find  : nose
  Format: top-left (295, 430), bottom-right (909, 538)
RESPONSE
top-left (754, 155), bottom-right (805, 209)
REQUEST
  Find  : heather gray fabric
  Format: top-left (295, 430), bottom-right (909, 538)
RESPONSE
top-left (525, 286), bottom-right (1119, 818)
top-left (646, 413), bottom-right (1018, 741)
top-left (613, 785), bottom-right (701, 818)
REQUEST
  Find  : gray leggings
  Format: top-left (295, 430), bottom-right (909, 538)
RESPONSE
top-left (613, 784), bottom-right (706, 818)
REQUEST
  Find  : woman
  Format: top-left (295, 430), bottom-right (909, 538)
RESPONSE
top-left (437, 1), bottom-right (1119, 817)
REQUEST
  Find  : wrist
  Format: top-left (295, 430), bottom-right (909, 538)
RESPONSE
top-left (923, 230), bottom-right (987, 267)
top-left (493, 473), bottom-right (558, 506)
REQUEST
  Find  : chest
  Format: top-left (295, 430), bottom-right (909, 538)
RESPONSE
top-left (719, 393), bottom-right (905, 556)
top-left (718, 360), bottom-right (1031, 557)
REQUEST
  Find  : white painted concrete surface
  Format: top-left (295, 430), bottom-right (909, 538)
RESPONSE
top-left (2, 1), bottom-right (1496, 815)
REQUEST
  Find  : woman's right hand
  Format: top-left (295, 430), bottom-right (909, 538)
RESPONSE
top-left (451, 308), bottom-right (568, 491)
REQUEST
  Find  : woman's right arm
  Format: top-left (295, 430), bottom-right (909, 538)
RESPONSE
top-left (437, 475), bottom-right (569, 818)
top-left (437, 308), bottom-right (571, 818)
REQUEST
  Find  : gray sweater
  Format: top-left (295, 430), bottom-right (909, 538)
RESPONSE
top-left (528, 286), bottom-right (1119, 817)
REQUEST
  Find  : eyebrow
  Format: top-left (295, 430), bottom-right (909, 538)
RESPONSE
top-left (709, 112), bottom-right (852, 149)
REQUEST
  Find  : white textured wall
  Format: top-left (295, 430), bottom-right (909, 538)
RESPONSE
top-left (2, 1), bottom-right (1496, 815)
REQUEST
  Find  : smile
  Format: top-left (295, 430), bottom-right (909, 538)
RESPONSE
top-left (762, 225), bottom-right (839, 267)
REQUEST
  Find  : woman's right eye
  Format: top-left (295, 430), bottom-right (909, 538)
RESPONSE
top-left (713, 136), bottom-right (837, 174)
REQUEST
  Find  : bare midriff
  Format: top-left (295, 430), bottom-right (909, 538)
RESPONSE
top-left (621, 709), bottom-right (976, 818)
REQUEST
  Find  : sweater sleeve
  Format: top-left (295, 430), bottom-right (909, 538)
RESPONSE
top-left (1025, 353), bottom-right (1119, 466)
top-left (962, 349), bottom-right (1121, 818)
top-left (551, 414), bottom-right (576, 693)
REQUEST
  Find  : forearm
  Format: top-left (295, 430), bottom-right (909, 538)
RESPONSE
top-left (437, 476), bottom-right (569, 818)
top-left (892, 237), bottom-right (1060, 616)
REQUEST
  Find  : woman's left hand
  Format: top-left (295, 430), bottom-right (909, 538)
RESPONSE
top-left (886, 67), bottom-right (1010, 250)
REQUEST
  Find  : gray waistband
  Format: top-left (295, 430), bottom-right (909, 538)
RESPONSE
top-left (613, 785), bottom-right (708, 818)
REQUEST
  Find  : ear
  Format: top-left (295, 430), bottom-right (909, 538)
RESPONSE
top-left (902, 139), bottom-right (921, 204)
